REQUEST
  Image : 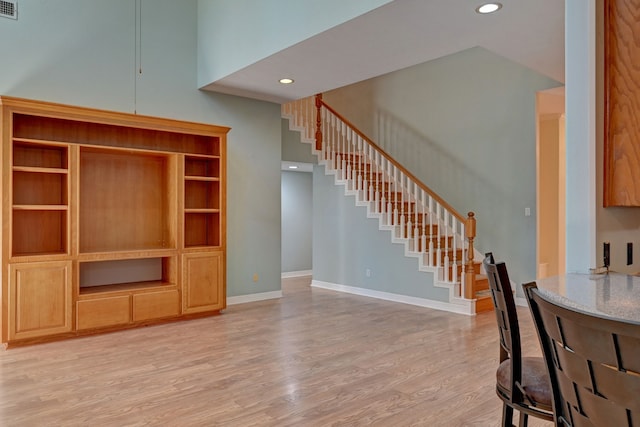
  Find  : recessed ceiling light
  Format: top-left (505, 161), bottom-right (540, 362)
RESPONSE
top-left (279, 78), bottom-right (294, 84)
top-left (476, 3), bottom-right (502, 14)
top-left (288, 165), bottom-right (298, 169)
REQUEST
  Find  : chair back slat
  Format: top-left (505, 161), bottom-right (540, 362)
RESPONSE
top-left (557, 316), bottom-right (619, 367)
top-left (524, 282), bottom-right (640, 427)
top-left (618, 334), bottom-right (640, 373)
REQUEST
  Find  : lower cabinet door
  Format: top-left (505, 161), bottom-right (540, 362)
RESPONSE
top-left (9, 261), bottom-right (73, 340)
top-left (182, 251), bottom-right (225, 314)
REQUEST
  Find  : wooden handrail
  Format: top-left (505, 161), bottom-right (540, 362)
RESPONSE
top-left (315, 94), bottom-right (467, 224)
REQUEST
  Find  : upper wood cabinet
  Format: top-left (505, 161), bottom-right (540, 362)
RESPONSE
top-left (0, 96), bottom-right (229, 346)
top-left (603, 0), bottom-right (640, 206)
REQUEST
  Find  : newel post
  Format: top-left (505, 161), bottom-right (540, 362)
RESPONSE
top-left (464, 212), bottom-right (476, 300)
top-left (315, 93), bottom-right (323, 151)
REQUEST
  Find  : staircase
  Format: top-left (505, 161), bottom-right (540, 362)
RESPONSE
top-left (282, 95), bottom-right (492, 314)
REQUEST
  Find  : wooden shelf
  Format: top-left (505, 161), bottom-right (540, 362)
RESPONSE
top-left (183, 153), bottom-right (220, 159)
top-left (185, 176), bottom-right (220, 182)
top-left (13, 137), bottom-right (71, 148)
top-left (10, 251), bottom-right (68, 259)
top-left (79, 281), bottom-right (176, 296)
top-left (184, 208), bottom-right (220, 213)
top-left (13, 205), bottom-right (68, 210)
top-left (13, 166), bottom-right (68, 174)
top-left (78, 249), bottom-right (177, 261)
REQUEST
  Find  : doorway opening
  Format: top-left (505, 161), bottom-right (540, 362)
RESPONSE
top-left (536, 87), bottom-right (566, 278)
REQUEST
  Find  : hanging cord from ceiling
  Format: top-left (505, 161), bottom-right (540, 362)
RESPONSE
top-left (134, 0), bottom-right (143, 113)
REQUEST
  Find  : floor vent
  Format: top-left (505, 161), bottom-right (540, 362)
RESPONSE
top-left (0, 0), bottom-right (17, 20)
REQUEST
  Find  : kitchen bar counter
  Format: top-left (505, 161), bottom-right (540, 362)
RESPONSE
top-left (532, 272), bottom-right (640, 323)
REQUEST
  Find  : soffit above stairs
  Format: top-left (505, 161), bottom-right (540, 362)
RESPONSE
top-left (201, 0), bottom-right (564, 104)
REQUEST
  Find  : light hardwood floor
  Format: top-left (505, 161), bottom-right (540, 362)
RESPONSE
top-left (0, 277), bottom-right (552, 426)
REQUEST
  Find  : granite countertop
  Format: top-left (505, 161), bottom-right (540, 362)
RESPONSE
top-left (532, 272), bottom-right (640, 323)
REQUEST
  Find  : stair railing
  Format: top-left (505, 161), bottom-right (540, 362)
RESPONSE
top-left (283, 94), bottom-right (477, 300)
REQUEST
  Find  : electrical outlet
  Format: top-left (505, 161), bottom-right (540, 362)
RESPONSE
top-left (252, 273), bottom-right (259, 282)
top-left (366, 269), bottom-right (371, 277)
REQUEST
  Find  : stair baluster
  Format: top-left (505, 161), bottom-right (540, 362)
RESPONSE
top-left (385, 159), bottom-right (392, 227)
top-left (393, 167), bottom-right (399, 228)
top-left (413, 182), bottom-right (420, 253)
top-left (421, 189), bottom-right (427, 256)
top-left (436, 202), bottom-right (442, 267)
top-left (444, 212), bottom-right (450, 282)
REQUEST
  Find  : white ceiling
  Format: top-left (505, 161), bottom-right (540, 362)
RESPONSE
top-left (202, 0), bottom-right (565, 104)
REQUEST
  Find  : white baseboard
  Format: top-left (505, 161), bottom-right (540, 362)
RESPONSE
top-left (281, 270), bottom-right (312, 278)
top-left (311, 280), bottom-right (474, 315)
top-left (227, 290), bottom-right (283, 305)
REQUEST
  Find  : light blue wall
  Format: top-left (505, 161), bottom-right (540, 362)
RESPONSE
top-left (322, 47), bottom-right (561, 290)
top-left (313, 165), bottom-right (448, 301)
top-left (281, 171), bottom-right (312, 273)
top-left (0, 0), bottom-right (134, 109)
top-left (282, 119), bottom-right (316, 163)
top-left (0, 0), bottom-right (282, 297)
top-left (197, 0), bottom-right (391, 87)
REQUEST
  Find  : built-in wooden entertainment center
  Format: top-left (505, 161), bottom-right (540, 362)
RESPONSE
top-left (0, 96), bottom-right (228, 346)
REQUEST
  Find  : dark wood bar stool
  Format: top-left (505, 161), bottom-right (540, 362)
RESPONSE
top-left (483, 253), bottom-right (553, 426)
top-left (524, 282), bottom-right (640, 427)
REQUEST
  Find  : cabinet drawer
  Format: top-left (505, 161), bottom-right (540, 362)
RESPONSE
top-left (133, 289), bottom-right (179, 321)
top-left (76, 296), bottom-right (131, 330)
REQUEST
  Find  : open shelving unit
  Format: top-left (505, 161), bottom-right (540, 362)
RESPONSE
top-left (0, 96), bottom-right (229, 345)
top-left (184, 155), bottom-right (221, 248)
top-left (12, 141), bottom-right (69, 257)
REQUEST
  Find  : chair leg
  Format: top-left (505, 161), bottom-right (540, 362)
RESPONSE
top-left (502, 404), bottom-right (514, 427)
top-left (518, 412), bottom-right (528, 427)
